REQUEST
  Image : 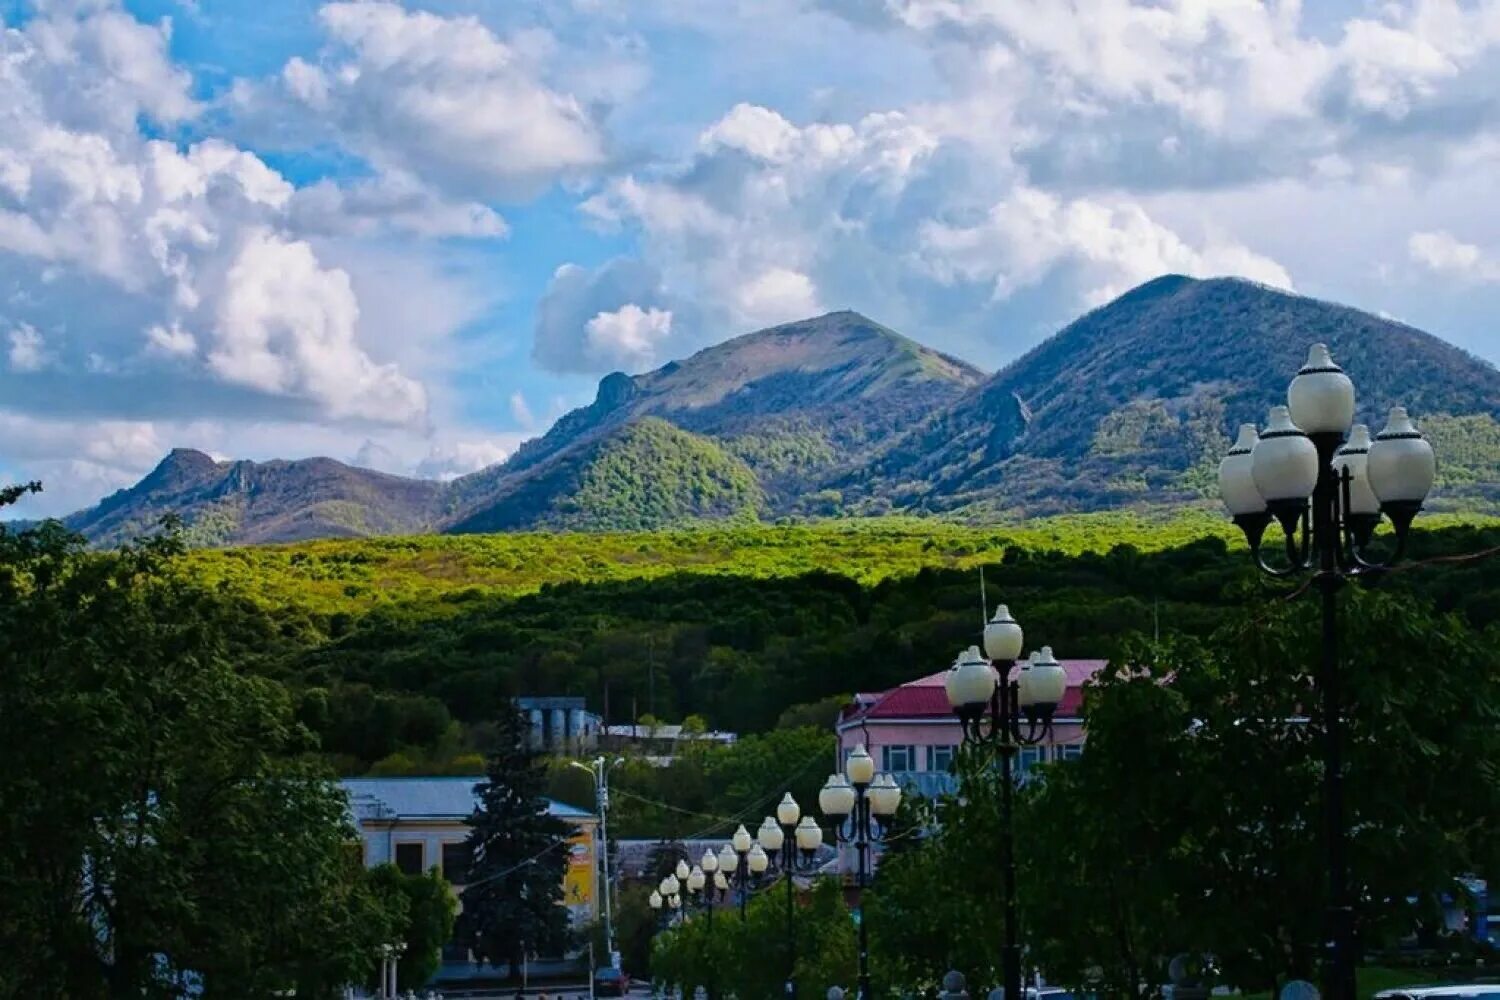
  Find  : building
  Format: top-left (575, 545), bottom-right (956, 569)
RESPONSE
top-left (835, 659), bottom-right (1105, 798)
top-left (515, 696), bottom-right (602, 754)
top-left (342, 776), bottom-right (598, 982)
top-left (599, 722), bottom-right (736, 763)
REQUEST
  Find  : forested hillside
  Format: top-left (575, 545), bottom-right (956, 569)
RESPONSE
top-left (194, 514), bottom-right (1500, 778)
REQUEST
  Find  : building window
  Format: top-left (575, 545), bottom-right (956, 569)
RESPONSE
top-left (441, 841), bottom-right (473, 884)
top-left (395, 841), bottom-right (425, 876)
top-left (882, 745), bottom-right (916, 772)
top-left (926, 744), bottom-right (956, 773)
top-left (1057, 744), bottom-right (1083, 762)
top-left (1017, 746), bottom-right (1043, 775)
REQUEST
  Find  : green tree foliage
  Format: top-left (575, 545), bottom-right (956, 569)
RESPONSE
top-left (0, 497), bottom-right (400, 998)
top-left (457, 707), bottom-right (573, 974)
top-left (1013, 590), bottom-right (1500, 996)
top-left (365, 865), bottom-right (458, 991)
top-left (864, 764), bottom-right (1007, 993)
top-left (653, 877), bottom-right (856, 999)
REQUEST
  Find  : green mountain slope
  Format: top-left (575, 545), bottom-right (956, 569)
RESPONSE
top-left (42, 278), bottom-right (1500, 545)
top-left (447, 417), bottom-right (765, 533)
top-left (446, 310), bottom-right (986, 522)
top-left (854, 275), bottom-right (1500, 517)
top-left (65, 449), bottom-right (446, 546)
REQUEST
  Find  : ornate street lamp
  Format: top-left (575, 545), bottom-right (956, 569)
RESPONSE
top-left (819, 744), bottom-right (901, 1000)
top-left (721, 823), bottom-right (770, 918)
top-left (1219, 343), bottom-right (1437, 1000)
top-left (756, 794), bottom-right (826, 998)
top-left (944, 606), bottom-right (1068, 1000)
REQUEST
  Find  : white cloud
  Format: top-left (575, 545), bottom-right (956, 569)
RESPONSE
top-left (918, 185), bottom-right (1292, 305)
top-left (0, 2), bottom-right (436, 431)
top-left (733, 268), bottom-right (821, 327)
top-left (584, 303), bottom-right (674, 371)
top-left (208, 228), bottom-right (427, 424)
top-left (1409, 230), bottom-right (1500, 282)
top-left (416, 438), bottom-right (519, 480)
top-left (268, 1), bottom-right (607, 199)
top-left (7, 324), bottom-right (47, 371)
top-left (144, 321), bottom-right (197, 357)
top-left (532, 257), bottom-right (672, 373)
top-left (287, 171), bottom-right (508, 239)
top-left (579, 100), bottom-right (1289, 349)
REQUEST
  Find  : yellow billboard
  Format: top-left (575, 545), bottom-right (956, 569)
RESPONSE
top-left (563, 830), bottom-right (594, 910)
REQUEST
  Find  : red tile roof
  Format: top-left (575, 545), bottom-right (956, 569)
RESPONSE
top-left (840, 660), bottom-right (1107, 724)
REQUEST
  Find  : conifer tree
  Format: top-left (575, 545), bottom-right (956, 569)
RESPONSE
top-left (456, 706), bottom-right (573, 977)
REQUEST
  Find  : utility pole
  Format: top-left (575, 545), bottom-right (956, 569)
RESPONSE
top-left (572, 756), bottom-right (622, 967)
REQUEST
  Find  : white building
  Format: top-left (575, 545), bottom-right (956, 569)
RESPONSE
top-left (342, 777), bottom-right (599, 983)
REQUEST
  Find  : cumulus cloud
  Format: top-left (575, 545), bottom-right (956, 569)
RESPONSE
top-left (1409, 230), bottom-right (1500, 282)
top-left (532, 258), bottom-right (673, 373)
top-left (0, 2), bottom-right (435, 429)
top-left (416, 438), bottom-right (519, 480)
top-left (268, 1), bottom-right (607, 199)
top-left (578, 101), bottom-right (1288, 354)
top-left (917, 186), bottom-right (1292, 305)
top-left (208, 229), bottom-right (427, 423)
top-left (804, 0), bottom-right (1500, 195)
top-left (584, 303), bottom-right (674, 371)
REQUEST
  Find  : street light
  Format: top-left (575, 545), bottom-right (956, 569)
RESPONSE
top-left (571, 756), bottom-right (624, 964)
top-left (943, 606), bottom-right (1067, 1000)
top-left (1219, 343), bottom-right (1437, 1000)
top-left (683, 860), bottom-right (730, 1000)
top-left (722, 823), bottom-right (770, 917)
top-left (819, 744), bottom-right (900, 1000)
top-left (757, 793), bottom-right (825, 998)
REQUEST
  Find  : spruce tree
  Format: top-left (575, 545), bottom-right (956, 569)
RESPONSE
top-left (456, 706), bottom-right (574, 977)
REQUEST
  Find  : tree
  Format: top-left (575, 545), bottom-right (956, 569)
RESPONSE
top-left (1015, 653), bottom-right (1188, 1000)
top-left (1016, 588), bottom-right (1500, 996)
top-left (0, 497), bottom-right (401, 998)
top-left (366, 865), bottom-right (458, 990)
top-left (456, 705), bottom-right (574, 976)
top-left (654, 877), bottom-right (856, 999)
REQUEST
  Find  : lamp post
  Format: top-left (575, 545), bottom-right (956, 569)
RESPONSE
top-left (571, 757), bottom-right (623, 965)
top-left (1218, 344), bottom-right (1438, 1000)
top-left (943, 611), bottom-right (1068, 1000)
top-left (819, 744), bottom-right (901, 1000)
top-left (685, 856), bottom-right (728, 1000)
top-left (693, 848), bottom-right (730, 928)
top-left (721, 823), bottom-right (770, 918)
top-left (756, 794), bottom-right (826, 998)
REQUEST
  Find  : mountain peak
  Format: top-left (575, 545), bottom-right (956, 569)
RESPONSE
top-left (139, 447), bottom-right (221, 490)
top-left (857, 273), bottom-right (1500, 518)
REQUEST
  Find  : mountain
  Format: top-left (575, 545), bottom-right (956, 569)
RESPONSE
top-left (448, 417), bottom-right (765, 533)
top-left (443, 310), bottom-right (986, 527)
top-left (65, 448), bottom-right (446, 546)
top-left (42, 280), bottom-right (1500, 545)
top-left (850, 275), bottom-right (1500, 517)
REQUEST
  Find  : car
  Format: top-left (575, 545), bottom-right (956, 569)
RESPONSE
top-left (593, 966), bottom-right (630, 997)
top-left (1374, 986), bottom-right (1500, 1000)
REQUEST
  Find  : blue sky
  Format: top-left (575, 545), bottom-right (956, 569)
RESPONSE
top-left (3, 0), bottom-right (1500, 516)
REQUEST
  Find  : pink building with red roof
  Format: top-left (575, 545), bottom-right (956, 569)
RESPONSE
top-left (835, 659), bottom-right (1107, 799)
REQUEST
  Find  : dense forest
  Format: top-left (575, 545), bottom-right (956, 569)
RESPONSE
top-left (184, 512), bottom-right (1500, 783)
